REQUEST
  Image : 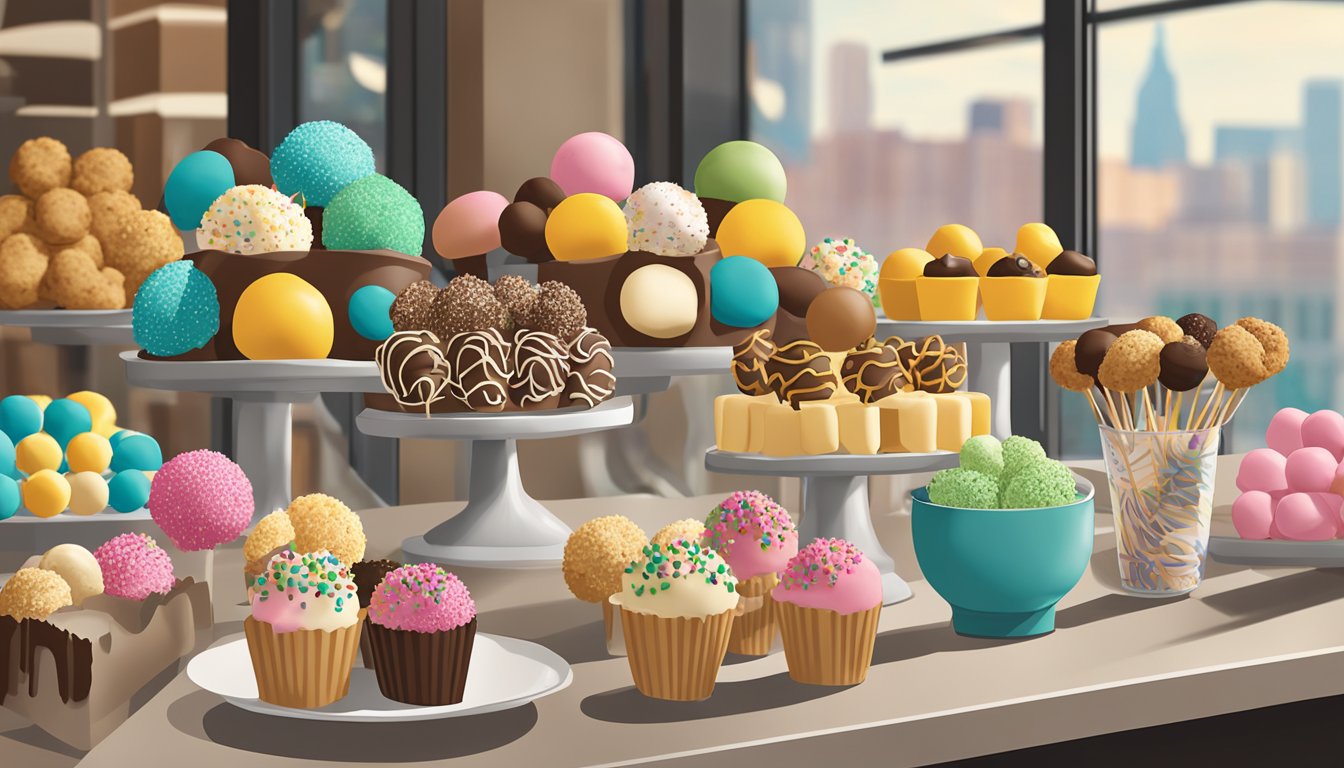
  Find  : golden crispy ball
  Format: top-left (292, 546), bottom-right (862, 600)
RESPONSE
top-left (35, 188), bottom-right (91, 245)
top-left (105, 209), bottom-right (183, 304)
top-left (0, 233), bottom-right (50, 309)
top-left (43, 249), bottom-right (124, 309)
top-left (1235, 317), bottom-right (1289, 377)
top-left (65, 233), bottom-right (103, 268)
top-left (651, 518), bottom-right (706, 549)
top-left (87, 190), bottom-right (141, 243)
top-left (286, 493), bottom-right (366, 565)
top-left (1136, 316), bottom-right (1183, 344)
top-left (0, 567), bottom-right (73, 621)
top-left (1207, 325), bottom-right (1268, 389)
top-left (1097, 330), bottom-right (1163, 392)
top-left (71, 147), bottom-right (133, 196)
top-left (1049, 339), bottom-right (1095, 392)
top-left (244, 510), bottom-right (296, 564)
top-left (562, 515), bottom-right (647, 603)
top-left (9, 137), bottom-right (72, 198)
top-left (0, 194), bottom-right (34, 240)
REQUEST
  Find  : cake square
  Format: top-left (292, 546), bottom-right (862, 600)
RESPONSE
top-left (798, 403), bottom-right (840, 455)
top-left (876, 393), bottom-right (937, 453)
top-left (836, 402), bottom-right (880, 455)
top-left (761, 403), bottom-right (803, 457)
top-left (952, 391), bottom-right (992, 436)
top-left (930, 393), bottom-right (972, 451)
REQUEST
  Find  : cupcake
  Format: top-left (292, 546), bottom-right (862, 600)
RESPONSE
top-left (243, 549), bottom-right (364, 708)
top-left (702, 491), bottom-right (797, 655)
top-left (915, 253), bottom-right (978, 321)
top-left (365, 563), bottom-right (477, 705)
top-left (772, 538), bottom-right (882, 686)
top-left (980, 252), bottom-right (1047, 321)
top-left (611, 540), bottom-right (739, 701)
top-left (1041, 249), bottom-right (1099, 320)
top-left (351, 558), bottom-right (401, 667)
top-left (562, 515), bottom-right (647, 656)
top-left (877, 248), bottom-right (932, 320)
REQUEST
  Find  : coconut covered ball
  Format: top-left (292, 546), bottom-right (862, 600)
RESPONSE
top-left (1000, 460), bottom-right (1077, 509)
top-left (428, 275), bottom-right (509, 339)
top-left (93, 533), bottom-right (175, 601)
top-left (960, 435), bottom-right (1004, 478)
top-left (927, 468), bottom-right (999, 509)
top-left (322, 173), bottom-right (425, 256)
top-left (1136, 315), bottom-right (1183, 345)
top-left (390, 279), bottom-right (439, 333)
top-left (562, 515), bottom-right (647, 603)
top-left (0, 567), bottom-right (72, 620)
top-left (270, 120), bottom-right (375, 207)
top-left (87, 190), bottom-right (141, 243)
top-left (35, 188), bottom-right (91, 245)
top-left (799, 237), bottom-right (880, 305)
top-left (527, 281), bottom-right (587, 341)
top-left (132, 261), bottom-right (220, 356)
top-left (1235, 317), bottom-right (1289, 377)
top-left (624, 181), bottom-right (709, 257)
top-left (149, 449), bottom-right (253, 551)
top-left (1049, 339), bottom-right (1095, 393)
top-left (287, 493), bottom-right (367, 565)
top-left (197, 184), bottom-right (313, 255)
top-left (1002, 435), bottom-right (1048, 481)
top-left (1207, 325), bottom-right (1268, 390)
top-left (105, 209), bottom-right (184, 305)
top-left (651, 518), bottom-right (706, 549)
top-left (1097, 330), bottom-right (1164, 393)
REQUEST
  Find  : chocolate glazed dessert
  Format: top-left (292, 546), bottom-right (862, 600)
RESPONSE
top-left (143, 249), bottom-right (431, 361)
top-left (365, 616), bottom-right (477, 706)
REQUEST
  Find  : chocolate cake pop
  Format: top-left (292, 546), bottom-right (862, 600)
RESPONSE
top-left (840, 340), bottom-right (908, 402)
top-left (428, 275), bottom-right (509, 339)
top-left (1176, 313), bottom-right (1217, 349)
top-left (1207, 325), bottom-right (1268, 389)
top-left (565, 327), bottom-right (616, 407)
top-left (763, 339), bottom-right (837, 408)
top-left (1045, 250), bottom-right (1096, 276)
top-left (1049, 340), bottom-right (1094, 392)
top-left (805, 286), bottom-right (876, 352)
top-left (528, 281), bottom-right (587, 341)
top-left (493, 274), bottom-right (538, 329)
top-left (514, 177), bottom-right (565, 211)
top-left (1136, 316), bottom-right (1183, 344)
top-left (1074, 328), bottom-right (1118, 378)
top-left (510, 328), bottom-right (570, 409)
top-left (1158, 338), bottom-right (1208, 392)
top-left (1097, 330), bottom-right (1163, 392)
top-left (731, 328), bottom-right (774, 396)
top-left (444, 328), bottom-right (511, 412)
top-left (896, 336), bottom-right (967, 394)
top-left (375, 330), bottom-right (450, 411)
top-left (499, 201), bottom-right (551, 262)
top-left (390, 279), bottom-right (437, 333)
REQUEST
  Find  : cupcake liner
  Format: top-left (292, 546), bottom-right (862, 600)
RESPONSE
top-left (366, 617), bottom-right (477, 705)
top-left (1042, 274), bottom-right (1100, 320)
top-left (914, 276), bottom-right (978, 321)
top-left (618, 605), bottom-right (735, 701)
top-left (776, 601), bottom-right (881, 686)
top-left (979, 276), bottom-right (1047, 321)
top-left (358, 622), bottom-right (375, 668)
top-left (243, 609), bottom-right (366, 708)
top-left (727, 573), bottom-right (779, 656)
top-left (602, 599), bottom-right (626, 656)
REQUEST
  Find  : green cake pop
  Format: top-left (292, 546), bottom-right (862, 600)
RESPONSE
top-left (959, 435), bottom-right (1003, 478)
top-left (693, 141), bottom-right (787, 204)
top-left (1002, 435), bottom-right (1047, 480)
top-left (1000, 460), bottom-right (1076, 509)
top-left (927, 468), bottom-right (999, 509)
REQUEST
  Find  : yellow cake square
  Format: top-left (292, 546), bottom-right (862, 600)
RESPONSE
top-left (762, 403), bottom-right (803, 457)
top-left (799, 403), bottom-right (840, 455)
top-left (876, 393), bottom-right (937, 453)
top-left (836, 402), bottom-right (880, 455)
top-left (930, 393), bottom-right (972, 451)
top-left (952, 391), bottom-right (992, 436)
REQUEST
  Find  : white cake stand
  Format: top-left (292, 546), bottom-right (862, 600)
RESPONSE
top-left (0, 309), bottom-right (135, 345)
top-left (357, 398), bottom-right (635, 568)
top-left (704, 449), bottom-right (959, 605)
top-left (609, 346), bottom-right (732, 396)
top-left (874, 318), bottom-right (1108, 438)
top-left (121, 351), bottom-right (381, 517)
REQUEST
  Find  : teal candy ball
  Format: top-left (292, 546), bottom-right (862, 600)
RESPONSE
top-left (0, 395), bottom-right (42, 441)
top-left (108, 429), bottom-right (134, 450)
top-left (709, 255), bottom-right (779, 328)
top-left (927, 467), bottom-right (999, 510)
top-left (133, 261), bottom-right (221, 356)
top-left (348, 285), bottom-right (396, 341)
top-left (110, 433), bottom-right (163, 472)
top-left (108, 470), bottom-right (151, 513)
top-left (43, 399), bottom-right (92, 448)
top-left (0, 475), bottom-right (18, 520)
top-left (164, 150), bottom-right (235, 229)
top-left (322, 174), bottom-right (425, 255)
top-left (270, 121), bottom-right (375, 207)
top-left (0, 429), bottom-right (14, 479)
top-left (1000, 460), bottom-right (1077, 509)
top-left (694, 141), bottom-right (787, 203)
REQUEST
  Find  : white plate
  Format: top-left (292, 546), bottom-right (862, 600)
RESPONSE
top-left (187, 632), bottom-right (572, 722)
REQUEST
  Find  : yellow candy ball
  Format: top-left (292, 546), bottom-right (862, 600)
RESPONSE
top-left (66, 391), bottom-right (117, 437)
top-left (26, 394), bottom-right (52, 410)
top-left (232, 273), bottom-right (334, 360)
top-left (881, 248), bottom-right (934, 280)
top-left (715, 199), bottom-right (806, 268)
top-left (16, 432), bottom-right (62, 475)
top-left (1015, 222), bottom-right (1063, 269)
top-left (23, 469), bottom-right (71, 518)
top-left (66, 432), bottom-right (113, 474)
top-left (67, 471), bottom-right (109, 516)
top-left (544, 193), bottom-right (628, 262)
top-left (925, 224), bottom-right (983, 262)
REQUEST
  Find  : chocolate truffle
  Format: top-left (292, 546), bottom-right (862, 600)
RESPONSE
top-left (374, 330), bottom-right (450, 411)
top-left (352, 559), bottom-right (401, 608)
top-left (1158, 339), bottom-right (1208, 392)
top-left (923, 253), bottom-right (977, 278)
top-left (514, 176), bottom-right (566, 211)
top-left (494, 274), bottom-right (538, 329)
top-left (391, 279), bottom-right (438, 332)
top-left (896, 336), bottom-right (967, 394)
top-left (564, 327), bottom-right (616, 407)
top-left (427, 275), bottom-right (509, 339)
top-left (528, 280), bottom-right (587, 341)
top-left (499, 201), bottom-right (552, 262)
top-left (1045, 250), bottom-right (1097, 276)
top-left (445, 327), bottom-right (511, 412)
top-left (1176, 313), bottom-right (1217, 349)
top-left (1074, 328), bottom-right (1118, 378)
top-left (805, 286), bottom-right (877, 352)
top-left (203, 137), bottom-right (273, 188)
top-left (986, 254), bottom-right (1040, 278)
top-left (304, 206), bottom-right (325, 250)
top-left (510, 328), bottom-right (570, 409)
top-left (770, 266), bottom-right (827, 318)
top-left (840, 341), bottom-right (908, 403)
top-left (731, 328), bottom-right (774, 396)
top-left (763, 339), bottom-right (838, 409)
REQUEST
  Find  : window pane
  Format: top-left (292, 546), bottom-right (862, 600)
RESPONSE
top-left (1086, 2), bottom-right (1344, 456)
top-left (298, 0), bottom-right (387, 169)
top-left (749, 0), bottom-right (1043, 256)
top-left (823, 0), bottom-right (1041, 52)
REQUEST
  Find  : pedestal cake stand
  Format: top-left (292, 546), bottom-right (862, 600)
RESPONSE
top-left (875, 318), bottom-right (1107, 438)
top-left (0, 308), bottom-right (135, 346)
top-left (705, 449), bottom-right (959, 605)
top-left (357, 397), bottom-right (634, 568)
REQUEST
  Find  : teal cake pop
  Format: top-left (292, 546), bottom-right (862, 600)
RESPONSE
top-left (1002, 435), bottom-right (1047, 480)
top-left (1000, 460), bottom-right (1077, 509)
top-left (927, 468), bottom-right (1000, 510)
top-left (959, 435), bottom-right (1003, 478)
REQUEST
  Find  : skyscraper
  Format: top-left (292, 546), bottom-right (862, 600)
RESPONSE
top-left (969, 99), bottom-right (1032, 146)
top-left (1130, 24), bottom-right (1187, 169)
top-left (1303, 80), bottom-right (1342, 228)
top-left (828, 42), bottom-right (872, 134)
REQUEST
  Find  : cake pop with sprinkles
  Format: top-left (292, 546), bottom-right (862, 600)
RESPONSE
top-left (149, 449), bottom-right (253, 551)
top-left (772, 537), bottom-right (881, 616)
top-left (93, 533), bottom-right (176, 601)
top-left (269, 120), bottom-right (375, 207)
top-left (369, 562), bottom-right (476, 633)
top-left (702, 490), bottom-right (798, 581)
top-left (624, 181), bottom-right (709, 257)
top-left (197, 184), bottom-right (313, 255)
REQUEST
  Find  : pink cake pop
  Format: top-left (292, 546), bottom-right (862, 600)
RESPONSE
top-left (1265, 407), bottom-right (1308, 456)
top-left (432, 190), bottom-right (508, 260)
top-left (1301, 410), bottom-right (1344, 461)
top-left (93, 533), bottom-right (176, 600)
top-left (1275, 493), bottom-right (1338, 541)
top-left (550, 132), bottom-right (635, 202)
top-left (771, 537), bottom-right (882, 616)
top-left (149, 449), bottom-right (253, 551)
top-left (1236, 448), bottom-right (1287, 493)
top-left (1231, 491), bottom-right (1273, 540)
top-left (369, 562), bottom-right (476, 633)
top-left (1283, 447), bottom-right (1337, 493)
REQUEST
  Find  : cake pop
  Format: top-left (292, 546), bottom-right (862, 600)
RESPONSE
top-left (149, 450), bottom-right (253, 551)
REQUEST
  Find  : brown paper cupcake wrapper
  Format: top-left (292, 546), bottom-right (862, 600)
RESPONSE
top-left (602, 600), bottom-right (626, 656)
top-left (366, 617), bottom-right (477, 705)
top-left (727, 573), bottom-right (779, 656)
top-left (776, 601), bottom-right (881, 686)
top-left (243, 609), bottom-right (366, 709)
top-left (619, 606), bottom-right (735, 701)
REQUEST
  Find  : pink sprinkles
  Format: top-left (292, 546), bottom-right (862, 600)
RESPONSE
top-left (704, 490), bottom-right (795, 554)
top-left (369, 563), bottom-right (476, 633)
top-left (778, 538), bottom-right (866, 592)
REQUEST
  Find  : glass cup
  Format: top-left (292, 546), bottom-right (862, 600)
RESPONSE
top-left (1098, 424), bottom-right (1220, 596)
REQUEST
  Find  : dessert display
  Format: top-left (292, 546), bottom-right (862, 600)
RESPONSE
top-left (1, 138), bottom-right (179, 310)
top-left (0, 392), bottom-right (161, 518)
top-left (772, 538), bottom-right (882, 686)
top-left (149, 449), bottom-right (253, 552)
top-left (562, 515), bottom-right (647, 654)
top-left (1233, 408), bottom-right (1344, 541)
top-left (134, 121), bottom-right (431, 361)
top-left (979, 251), bottom-right (1047, 321)
top-left (365, 562), bottom-right (477, 705)
top-left (703, 491), bottom-right (798, 656)
top-left (0, 536), bottom-right (210, 748)
top-left (371, 274), bottom-right (616, 414)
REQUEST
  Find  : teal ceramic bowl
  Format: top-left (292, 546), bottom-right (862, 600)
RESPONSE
top-left (911, 477), bottom-right (1095, 638)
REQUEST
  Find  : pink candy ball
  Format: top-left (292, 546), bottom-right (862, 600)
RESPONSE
top-left (1232, 491), bottom-right (1274, 540)
top-left (1283, 447), bottom-right (1338, 493)
top-left (1265, 408), bottom-right (1309, 456)
top-left (1274, 492), bottom-right (1338, 541)
top-left (1301, 410), bottom-right (1344, 461)
top-left (550, 132), bottom-right (635, 202)
top-left (431, 190), bottom-right (508, 261)
top-left (94, 533), bottom-right (176, 600)
top-left (149, 449), bottom-right (253, 551)
top-left (1237, 448), bottom-right (1287, 493)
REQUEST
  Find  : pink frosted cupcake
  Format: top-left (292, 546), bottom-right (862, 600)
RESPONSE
top-left (366, 563), bottom-right (477, 705)
top-left (772, 538), bottom-right (882, 685)
top-left (703, 490), bottom-right (797, 655)
top-left (93, 533), bottom-right (176, 600)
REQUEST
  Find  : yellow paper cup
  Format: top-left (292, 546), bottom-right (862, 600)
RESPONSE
top-left (914, 277), bottom-right (978, 321)
top-left (878, 277), bottom-right (920, 320)
top-left (979, 277), bottom-right (1047, 321)
top-left (1042, 274), bottom-right (1100, 320)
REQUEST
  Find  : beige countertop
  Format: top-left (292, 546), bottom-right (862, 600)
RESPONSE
top-left (8, 456), bottom-right (1344, 767)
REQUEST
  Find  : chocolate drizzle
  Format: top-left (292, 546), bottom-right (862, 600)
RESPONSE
top-left (841, 341), bottom-right (908, 402)
top-left (731, 328), bottom-right (775, 396)
top-left (564, 327), bottom-right (616, 407)
top-left (445, 328), bottom-right (511, 412)
top-left (374, 330), bottom-right (451, 413)
top-left (763, 339), bottom-right (838, 408)
top-left (0, 616), bottom-right (93, 704)
top-left (896, 336), bottom-right (967, 393)
top-left (510, 329), bottom-right (570, 408)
